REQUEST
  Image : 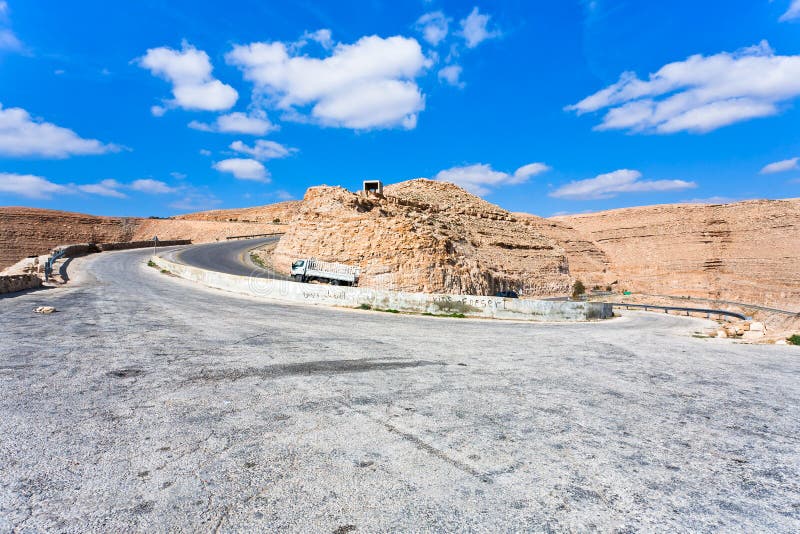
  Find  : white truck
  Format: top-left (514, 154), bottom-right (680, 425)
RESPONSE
top-left (290, 258), bottom-right (360, 286)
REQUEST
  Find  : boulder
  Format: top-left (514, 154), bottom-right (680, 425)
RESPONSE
top-left (742, 330), bottom-right (764, 340)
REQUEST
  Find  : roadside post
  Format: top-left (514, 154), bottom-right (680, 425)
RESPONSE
top-left (153, 235), bottom-right (159, 256)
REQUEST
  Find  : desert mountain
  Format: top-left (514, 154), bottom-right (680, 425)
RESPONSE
top-left (272, 180), bottom-right (575, 296)
top-left (554, 199), bottom-right (800, 312)
top-left (3, 187), bottom-right (798, 311)
top-left (0, 207), bottom-right (285, 271)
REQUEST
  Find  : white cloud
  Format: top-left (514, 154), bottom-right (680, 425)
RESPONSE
top-left (433, 162), bottom-right (550, 196)
top-left (138, 42), bottom-right (238, 112)
top-left (0, 173), bottom-right (69, 199)
top-left (0, 104), bottom-right (120, 158)
top-left (130, 178), bottom-right (177, 194)
top-left (550, 169), bottom-right (696, 200)
top-left (514, 163), bottom-right (551, 180)
top-left (0, 28), bottom-right (20, 51)
top-left (189, 111), bottom-right (276, 135)
top-left (438, 65), bottom-right (464, 87)
top-left (780, 0), bottom-right (800, 21)
top-left (681, 196), bottom-right (736, 204)
top-left (213, 158), bottom-right (268, 181)
top-left (273, 189), bottom-right (294, 201)
top-left (567, 41), bottom-right (800, 134)
top-left (760, 157), bottom-right (799, 174)
top-left (0, 1), bottom-right (21, 52)
top-left (416, 11), bottom-right (450, 46)
top-left (293, 29), bottom-right (334, 51)
top-left (0, 173), bottom-right (184, 200)
top-left (77, 179), bottom-right (126, 198)
top-left (199, 149), bottom-right (212, 156)
top-left (170, 193), bottom-right (221, 211)
top-left (459, 7), bottom-right (500, 48)
top-left (230, 139), bottom-right (296, 161)
top-left (227, 34), bottom-right (427, 130)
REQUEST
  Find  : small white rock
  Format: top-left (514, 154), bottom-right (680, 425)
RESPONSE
top-left (34, 306), bottom-right (56, 314)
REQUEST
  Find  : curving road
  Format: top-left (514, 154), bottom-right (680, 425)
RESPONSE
top-left (173, 236), bottom-right (287, 279)
top-left (0, 247), bottom-right (798, 531)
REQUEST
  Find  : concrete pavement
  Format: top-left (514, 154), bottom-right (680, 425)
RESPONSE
top-left (174, 236), bottom-right (286, 279)
top-left (1, 248), bottom-right (798, 532)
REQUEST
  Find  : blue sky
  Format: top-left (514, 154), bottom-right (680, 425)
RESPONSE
top-left (1, 0), bottom-right (800, 217)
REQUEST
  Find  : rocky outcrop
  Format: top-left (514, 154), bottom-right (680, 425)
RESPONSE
top-left (0, 208), bottom-right (136, 270)
top-left (0, 274), bottom-right (42, 294)
top-left (514, 214), bottom-right (614, 289)
top-left (554, 199), bottom-right (800, 311)
top-left (272, 180), bottom-right (573, 296)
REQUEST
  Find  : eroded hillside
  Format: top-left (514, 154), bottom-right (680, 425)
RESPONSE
top-left (272, 180), bottom-right (574, 296)
top-left (554, 199), bottom-right (800, 311)
top-left (174, 201), bottom-right (300, 224)
top-left (0, 207), bottom-right (286, 270)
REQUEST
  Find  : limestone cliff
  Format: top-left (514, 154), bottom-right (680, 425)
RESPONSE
top-left (554, 199), bottom-right (800, 311)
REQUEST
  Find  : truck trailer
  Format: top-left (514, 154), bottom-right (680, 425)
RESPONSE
top-left (290, 258), bottom-right (360, 286)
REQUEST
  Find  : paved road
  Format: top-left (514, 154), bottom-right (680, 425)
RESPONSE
top-left (1, 248), bottom-right (799, 532)
top-left (174, 237), bottom-right (287, 279)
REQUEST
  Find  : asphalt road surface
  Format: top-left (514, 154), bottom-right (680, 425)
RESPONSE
top-left (174, 237), bottom-right (286, 279)
top-left (1, 248), bottom-right (799, 532)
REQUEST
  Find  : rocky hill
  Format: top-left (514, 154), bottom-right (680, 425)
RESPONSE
top-left (174, 201), bottom-right (300, 224)
top-left (554, 199), bottom-right (800, 312)
top-left (272, 180), bottom-right (574, 296)
top-left (4, 189), bottom-right (799, 311)
top-left (0, 207), bottom-right (285, 271)
top-left (514, 213), bottom-right (614, 289)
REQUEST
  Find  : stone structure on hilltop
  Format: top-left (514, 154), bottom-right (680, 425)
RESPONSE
top-left (272, 179), bottom-right (574, 296)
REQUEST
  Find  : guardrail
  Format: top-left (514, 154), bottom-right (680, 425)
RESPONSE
top-left (614, 302), bottom-right (749, 321)
top-left (225, 233), bottom-right (284, 240)
top-left (44, 248), bottom-right (67, 281)
top-left (631, 292), bottom-right (798, 316)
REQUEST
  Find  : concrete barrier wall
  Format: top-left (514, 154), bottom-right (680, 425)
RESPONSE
top-left (52, 240), bottom-right (192, 256)
top-left (96, 240), bottom-right (191, 252)
top-left (0, 274), bottom-right (42, 295)
top-left (152, 255), bottom-right (612, 322)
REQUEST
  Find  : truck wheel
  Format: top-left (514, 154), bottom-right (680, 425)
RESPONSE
top-left (293, 274), bottom-right (303, 282)
top-left (329, 279), bottom-right (340, 286)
